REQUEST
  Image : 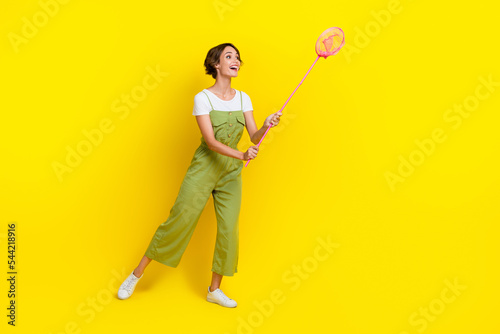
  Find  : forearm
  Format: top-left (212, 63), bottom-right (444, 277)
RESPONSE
top-left (208, 140), bottom-right (245, 160)
top-left (251, 125), bottom-right (268, 144)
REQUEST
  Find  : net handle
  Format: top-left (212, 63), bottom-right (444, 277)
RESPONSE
top-left (245, 54), bottom-right (321, 167)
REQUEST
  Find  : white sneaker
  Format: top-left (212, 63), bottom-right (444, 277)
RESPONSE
top-left (206, 286), bottom-right (237, 308)
top-left (117, 271), bottom-right (143, 300)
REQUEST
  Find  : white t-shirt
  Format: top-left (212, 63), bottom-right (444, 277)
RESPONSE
top-left (192, 89), bottom-right (253, 116)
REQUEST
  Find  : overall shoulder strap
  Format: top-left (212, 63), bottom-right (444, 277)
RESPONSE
top-left (202, 90), bottom-right (214, 110)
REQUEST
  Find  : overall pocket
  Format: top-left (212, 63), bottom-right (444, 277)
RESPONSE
top-left (234, 115), bottom-right (246, 138)
top-left (210, 113), bottom-right (228, 139)
top-left (236, 115), bottom-right (246, 126)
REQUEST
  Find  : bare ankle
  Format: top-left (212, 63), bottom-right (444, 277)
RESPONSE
top-left (133, 268), bottom-right (142, 278)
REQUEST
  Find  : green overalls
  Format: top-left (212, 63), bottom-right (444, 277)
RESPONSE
top-left (144, 90), bottom-right (246, 276)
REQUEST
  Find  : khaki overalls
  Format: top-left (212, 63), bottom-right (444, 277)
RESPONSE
top-left (144, 90), bottom-right (246, 276)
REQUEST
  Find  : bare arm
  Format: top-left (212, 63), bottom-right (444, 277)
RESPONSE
top-left (195, 115), bottom-right (245, 160)
top-left (242, 110), bottom-right (263, 144)
top-left (243, 110), bottom-right (282, 144)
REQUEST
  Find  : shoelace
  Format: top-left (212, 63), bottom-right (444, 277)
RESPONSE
top-left (214, 289), bottom-right (232, 303)
top-left (122, 275), bottom-right (139, 292)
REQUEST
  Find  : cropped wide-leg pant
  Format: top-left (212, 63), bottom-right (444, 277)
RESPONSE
top-left (144, 141), bottom-right (243, 276)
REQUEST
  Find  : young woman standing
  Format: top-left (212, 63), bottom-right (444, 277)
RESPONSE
top-left (117, 43), bottom-right (282, 307)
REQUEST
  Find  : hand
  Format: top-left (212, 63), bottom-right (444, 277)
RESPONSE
top-left (243, 145), bottom-right (259, 161)
top-left (264, 111), bottom-right (283, 128)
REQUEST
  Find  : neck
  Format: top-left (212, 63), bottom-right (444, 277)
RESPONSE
top-left (211, 75), bottom-right (233, 96)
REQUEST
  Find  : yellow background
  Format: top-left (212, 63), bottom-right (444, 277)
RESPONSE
top-left (1, 0), bottom-right (499, 333)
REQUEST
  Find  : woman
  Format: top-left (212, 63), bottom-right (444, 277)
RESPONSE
top-left (117, 43), bottom-right (282, 308)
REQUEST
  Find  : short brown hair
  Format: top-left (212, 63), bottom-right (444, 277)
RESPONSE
top-left (204, 43), bottom-right (244, 79)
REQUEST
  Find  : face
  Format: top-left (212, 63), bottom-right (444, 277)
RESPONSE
top-left (215, 46), bottom-right (240, 78)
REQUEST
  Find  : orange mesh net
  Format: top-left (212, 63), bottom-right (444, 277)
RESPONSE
top-left (315, 27), bottom-right (345, 58)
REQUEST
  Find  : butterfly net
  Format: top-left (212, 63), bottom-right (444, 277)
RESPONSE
top-left (315, 27), bottom-right (345, 58)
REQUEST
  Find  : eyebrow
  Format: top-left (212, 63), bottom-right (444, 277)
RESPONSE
top-left (225, 52), bottom-right (239, 55)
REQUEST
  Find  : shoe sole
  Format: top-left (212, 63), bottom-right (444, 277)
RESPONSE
top-left (117, 291), bottom-right (133, 300)
top-left (206, 296), bottom-right (237, 308)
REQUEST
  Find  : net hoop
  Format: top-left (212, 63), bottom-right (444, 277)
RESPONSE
top-left (315, 27), bottom-right (345, 58)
